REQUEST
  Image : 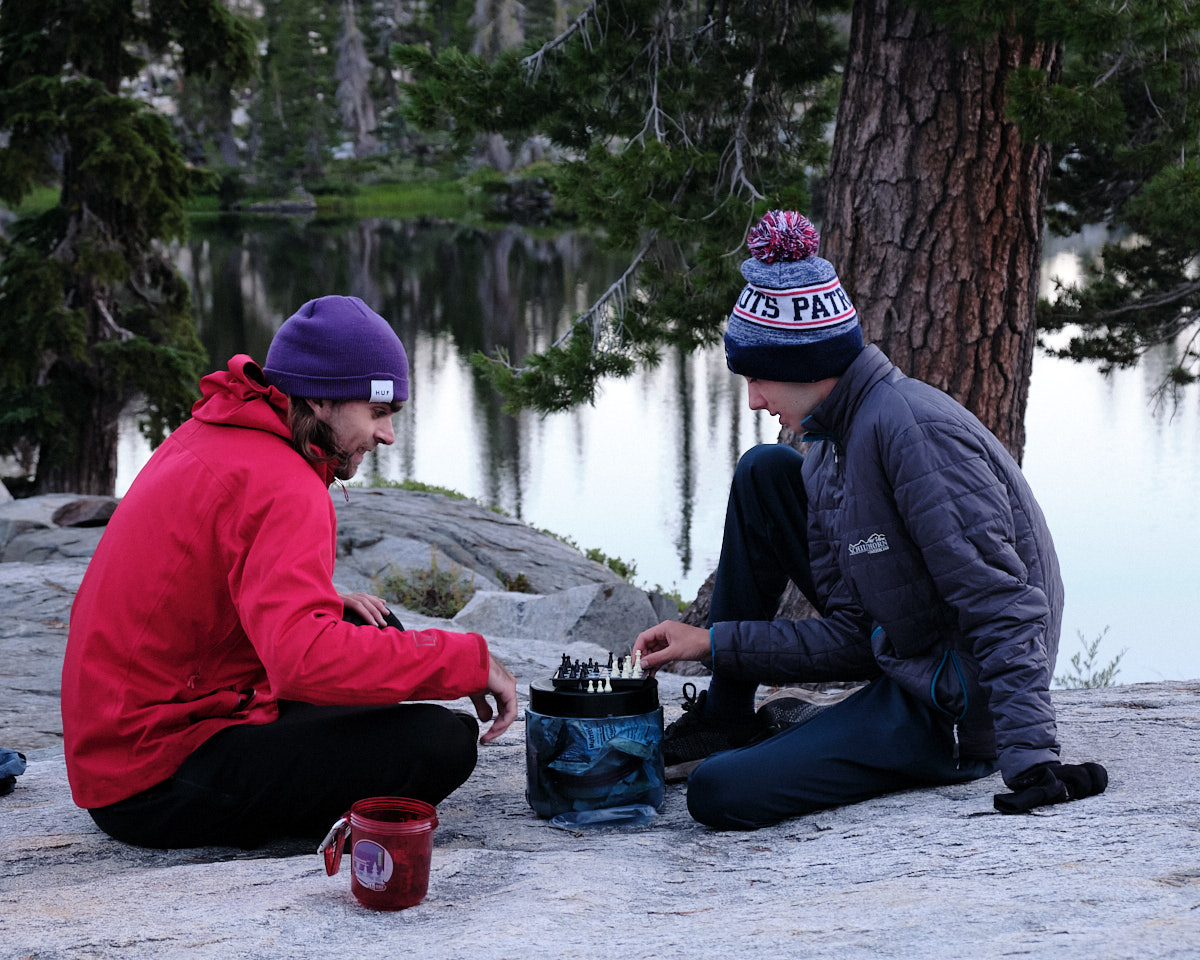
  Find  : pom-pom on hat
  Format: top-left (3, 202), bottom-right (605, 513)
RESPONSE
top-left (724, 210), bottom-right (863, 383)
top-left (264, 295), bottom-right (409, 403)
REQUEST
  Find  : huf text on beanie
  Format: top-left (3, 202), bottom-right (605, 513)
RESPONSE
top-left (724, 210), bottom-right (863, 383)
top-left (263, 295), bottom-right (409, 402)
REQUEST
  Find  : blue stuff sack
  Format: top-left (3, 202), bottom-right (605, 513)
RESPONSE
top-left (1, 748), bottom-right (27, 797)
top-left (549, 804), bottom-right (659, 830)
top-left (525, 677), bottom-right (664, 820)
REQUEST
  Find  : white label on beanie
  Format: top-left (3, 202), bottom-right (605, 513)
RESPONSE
top-left (734, 279), bottom-right (856, 330)
top-left (370, 380), bottom-right (393, 403)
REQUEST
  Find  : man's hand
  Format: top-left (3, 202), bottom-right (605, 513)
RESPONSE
top-left (471, 653), bottom-right (518, 744)
top-left (338, 590), bottom-right (390, 627)
top-left (632, 620), bottom-right (712, 674)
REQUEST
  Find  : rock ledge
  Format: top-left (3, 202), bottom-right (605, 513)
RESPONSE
top-left (2, 492), bottom-right (1198, 959)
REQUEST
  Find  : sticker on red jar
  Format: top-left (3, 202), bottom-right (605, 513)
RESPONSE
top-left (352, 840), bottom-right (394, 892)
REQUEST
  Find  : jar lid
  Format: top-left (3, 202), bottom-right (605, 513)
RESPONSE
top-left (528, 676), bottom-right (659, 718)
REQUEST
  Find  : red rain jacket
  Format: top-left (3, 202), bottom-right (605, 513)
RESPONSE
top-left (61, 356), bottom-right (489, 809)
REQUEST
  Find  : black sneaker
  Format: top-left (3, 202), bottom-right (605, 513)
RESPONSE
top-left (661, 683), bottom-right (760, 782)
top-left (756, 694), bottom-right (828, 737)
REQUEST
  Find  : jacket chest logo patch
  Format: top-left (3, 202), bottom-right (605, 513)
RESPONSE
top-left (848, 533), bottom-right (890, 556)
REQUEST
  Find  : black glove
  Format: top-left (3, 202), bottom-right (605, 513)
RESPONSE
top-left (993, 760), bottom-right (1108, 814)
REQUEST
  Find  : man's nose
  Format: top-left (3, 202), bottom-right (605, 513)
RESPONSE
top-left (747, 384), bottom-right (765, 410)
top-left (376, 418), bottom-right (395, 445)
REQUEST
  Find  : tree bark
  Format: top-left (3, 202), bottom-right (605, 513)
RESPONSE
top-left (822, 0), bottom-right (1061, 462)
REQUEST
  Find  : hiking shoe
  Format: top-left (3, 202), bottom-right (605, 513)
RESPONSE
top-left (661, 683), bottom-right (761, 782)
top-left (755, 693), bottom-right (828, 737)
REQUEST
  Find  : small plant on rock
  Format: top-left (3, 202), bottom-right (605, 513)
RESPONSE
top-left (496, 570), bottom-right (535, 593)
top-left (373, 548), bottom-right (476, 619)
top-left (585, 547), bottom-right (637, 582)
top-left (1054, 627), bottom-right (1127, 689)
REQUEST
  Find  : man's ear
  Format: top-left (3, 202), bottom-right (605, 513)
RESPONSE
top-left (308, 398), bottom-right (331, 423)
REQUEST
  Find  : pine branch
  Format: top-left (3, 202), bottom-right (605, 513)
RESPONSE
top-left (521, 2), bottom-right (602, 81)
top-left (547, 234), bottom-right (656, 357)
top-left (1091, 279), bottom-right (1200, 318)
top-left (630, 29), bottom-right (693, 148)
top-left (718, 65), bottom-right (766, 202)
top-left (1093, 49), bottom-right (1127, 88)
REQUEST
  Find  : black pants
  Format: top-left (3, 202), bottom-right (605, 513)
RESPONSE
top-left (89, 700), bottom-right (479, 849)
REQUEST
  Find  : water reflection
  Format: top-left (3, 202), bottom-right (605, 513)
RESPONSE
top-left (156, 217), bottom-right (767, 591)
top-left (117, 216), bottom-right (1199, 683)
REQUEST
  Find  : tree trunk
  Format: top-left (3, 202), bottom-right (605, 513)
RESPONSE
top-left (336, 0), bottom-right (379, 158)
top-left (470, 0), bottom-right (523, 172)
top-left (683, 2), bottom-right (1061, 612)
top-left (37, 392), bottom-right (120, 495)
top-left (822, 0), bottom-right (1061, 462)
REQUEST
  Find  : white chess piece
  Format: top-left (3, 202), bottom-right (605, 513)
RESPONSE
top-left (603, 676), bottom-right (612, 693)
top-left (632, 649), bottom-right (643, 678)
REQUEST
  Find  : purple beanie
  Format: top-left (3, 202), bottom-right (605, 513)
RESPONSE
top-left (724, 211), bottom-right (863, 383)
top-left (263, 295), bottom-right (409, 402)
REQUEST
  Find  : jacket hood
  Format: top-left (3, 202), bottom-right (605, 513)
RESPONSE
top-left (192, 355), bottom-right (293, 439)
top-left (192, 356), bottom-right (337, 487)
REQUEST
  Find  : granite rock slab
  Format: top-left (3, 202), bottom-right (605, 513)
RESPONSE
top-left (2, 492), bottom-right (1200, 959)
top-left (5, 662), bottom-right (1200, 959)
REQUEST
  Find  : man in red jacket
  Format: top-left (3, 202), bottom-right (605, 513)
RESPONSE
top-left (61, 295), bottom-right (517, 849)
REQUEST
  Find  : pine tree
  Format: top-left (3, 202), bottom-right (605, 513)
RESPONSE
top-left (251, 0), bottom-right (341, 192)
top-left (0, 0), bottom-right (255, 494)
top-left (397, 0), bottom-right (1200, 458)
top-left (1009, 2), bottom-right (1200, 402)
top-left (397, 0), bottom-right (843, 412)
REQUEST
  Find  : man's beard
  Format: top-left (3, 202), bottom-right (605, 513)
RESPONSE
top-left (332, 448), bottom-right (358, 481)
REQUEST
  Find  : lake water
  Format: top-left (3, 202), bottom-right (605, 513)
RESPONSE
top-left (115, 217), bottom-right (1200, 685)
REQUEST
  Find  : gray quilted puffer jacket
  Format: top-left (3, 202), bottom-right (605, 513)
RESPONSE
top-left (711, 346), bottom-right (1064, 783)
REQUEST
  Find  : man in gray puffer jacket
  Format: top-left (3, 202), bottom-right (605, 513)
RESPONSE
top-left (633, 211), bottom-right (1107, 829)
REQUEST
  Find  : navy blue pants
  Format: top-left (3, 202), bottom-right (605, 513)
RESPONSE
top-left (689, 444), bottom-right (995, 829)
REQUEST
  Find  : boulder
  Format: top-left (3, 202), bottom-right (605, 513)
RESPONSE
top-left (453, 582), bottom-right (661, 654)
top-left (0, 493), bottom-right (81, 554)
top-left (647, 590), bottom-right (684, 624)
top-left (0, 558), bottom-right (87, 749)
top-left (51, 495), bottom-right (118, 527)
top-left (0, 493), bottom-right (113, 561)
top-left (333, 487), bottom-right (623, 596)
top-left (4, 629), bottom-right (1200, 960)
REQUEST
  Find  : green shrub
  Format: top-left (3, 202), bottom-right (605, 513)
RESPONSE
top-left (496, 570), bottom-right (535, 593)
top-left (584, 547), bottom-right (637, 582)
top-left (364, 476), bottom-right (471, 499)
top-left (362, 476), bottom-right (509, 515)
top-left (373, 549), bottom-right (475, 620)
